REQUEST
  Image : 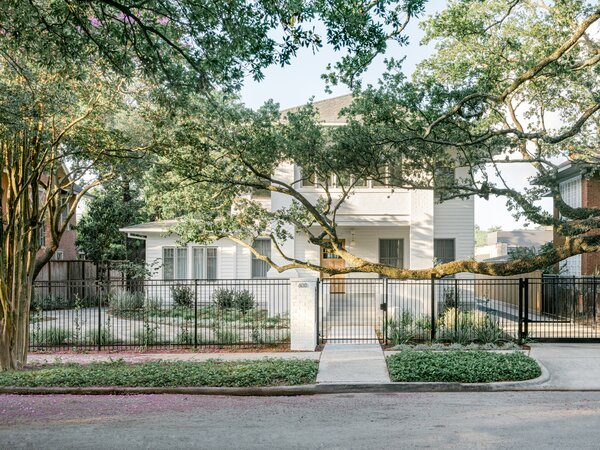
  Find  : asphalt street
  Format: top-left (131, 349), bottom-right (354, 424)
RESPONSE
top-left (2, 392), bottom-right (600, 449)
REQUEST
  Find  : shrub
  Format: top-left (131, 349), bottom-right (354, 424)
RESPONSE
top-left (212, 289), bottom-right (236, 309)
top-left (34, 327), bottom-right (71, 346)
top-left (386, 310), bottom-right (430, 345)
top-left (212, 289), bottom-right (256, 312)
top-left (442, 287), bottom-right (459, 310)
top-left (234, 290), bottom-right (255, 313)
top-left (134, 321), bottom-right (160, 346)
top-left (110, 289), bottom-right (144, 314)
top-left (387, 350), bottom-right (541, 383)
top-left (32, 294), bottom-right (71, 310)
top-left (83, 327), bottom-right (115, 346)
top-left (213, 323), bottom-right (241, 345)
top-left (437, 308), bottom-right (505, 345)
top-left (252, 326), bottom-right (290, 344)
top-left (176, 322), bottom-right (194, 345)
top-left (171, 284), bottom-right (194, 308)
top-left (144, 297), bottom-right (162, 312)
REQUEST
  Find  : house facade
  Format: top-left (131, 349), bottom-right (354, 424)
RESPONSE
top-left (120, 95), bottom-right (475, 282)
top-left (554, 161), bottom-right (600, 276)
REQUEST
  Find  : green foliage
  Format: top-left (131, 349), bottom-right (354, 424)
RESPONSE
top-left (31, 295), bottom-right (71, 311)
top-left (109, 289), bottom-right (145, 314)
top-left (171, 285), bottom-right (194, 308)
top-left (176, 322), bottom-right (194, 345)
top-left (251, 326), bottom-right (290, 345)
top-left (387, 350), bottom-right (541, 383)
top-left (83, 327), bottom-right (116, 346)
top-left (212, 289), bottom-right (236, 309)
top-left (386, 310), bottom-right (431, 345)
top-left (437, 308), bottom-right (505, 345)
top-left (212, 325), bottom-right (241, 346)
top-left (76, 183), bottom-right (149, 262)
top-left (32, 327), bottom-right (71, 347)
top-left (134, 317), bottom-right (161, 346)
top-left (0, 359), bottom-right (319, 387)
top-left (211, 289), bottom-right (255, 312)
top-left (233, 290), bottom-right (255, 313)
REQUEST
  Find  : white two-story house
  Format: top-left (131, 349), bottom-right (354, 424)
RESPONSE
top-left (120, 95), bottom-right (475, 283)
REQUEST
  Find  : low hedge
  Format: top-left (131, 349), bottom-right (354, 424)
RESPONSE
top-left (0, 359), bottom-right (318, 388)
top-left (387, 350), bottom-right (541, 383)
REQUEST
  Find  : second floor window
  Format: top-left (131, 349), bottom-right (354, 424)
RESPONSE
top-left (251, 239), bottom-right (271, 278)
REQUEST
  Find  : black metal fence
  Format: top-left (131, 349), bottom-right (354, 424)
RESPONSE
top-left (318, 276), bottom-right (600, 345)
top-left (30, 279), bottom-right (291, 350)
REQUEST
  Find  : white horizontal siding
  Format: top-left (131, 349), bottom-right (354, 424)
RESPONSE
top-left (434, 197), bottom-right (475, 262)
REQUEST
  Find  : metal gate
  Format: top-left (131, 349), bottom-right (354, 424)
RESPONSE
top-left (317, 278), bottom-right (387, 343)
top-left (316, 276), bottom-right (600, 345)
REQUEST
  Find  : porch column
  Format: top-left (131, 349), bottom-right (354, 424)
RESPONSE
top-left (290, 277), bottom-right (318, 351)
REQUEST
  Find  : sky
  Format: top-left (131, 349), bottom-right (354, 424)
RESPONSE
top-left (239, 3), bottom-right (553, 231)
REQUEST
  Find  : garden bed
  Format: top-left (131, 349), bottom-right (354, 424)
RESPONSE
top-left (386, 350), bottom-right (541, 383)
top-left (0, 359), bottom-right (318, 388)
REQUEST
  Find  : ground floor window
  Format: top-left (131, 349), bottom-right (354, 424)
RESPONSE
top-left (434, 239), bottom-right (456, 265)
top-left (193, 247), bottom-right (217, 279)
top-left (163, 247), bottom-right (188, 280)
top-left (379, 239), bottom-right (404, 268)
top-left (251, 239), bottom-right (271, 278)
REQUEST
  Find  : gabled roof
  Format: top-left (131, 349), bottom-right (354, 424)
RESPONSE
top-left (280, 94), bottom-right (353, 125)
top-left (119, 219), bottom-right (178, 234)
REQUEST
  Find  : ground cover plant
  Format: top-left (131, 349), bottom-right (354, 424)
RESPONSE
top-left (386, 350), bottom-right (540, 383)
top-left (0, 359), bottom-right (318, 388)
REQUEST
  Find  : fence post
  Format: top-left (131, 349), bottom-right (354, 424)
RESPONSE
top-left (524, 278), bottom-right (530, 340)
top-left (194, 279), bottom-right (198, 348)
top-left (518, 278), bottom-right (524, 345)
top-left (454, 278), bottom-right (458, 335)
top-left (593, 276), bottom-right (597, 323)
top-left (383, 278), bottom-right (388, 344)
top-left (430, 274), bottom-right (436, 342)
top-left (97, 279), bottom-right (103, 351)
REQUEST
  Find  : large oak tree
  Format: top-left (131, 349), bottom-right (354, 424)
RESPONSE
top-left (147, 0), bottom-right (600, 279)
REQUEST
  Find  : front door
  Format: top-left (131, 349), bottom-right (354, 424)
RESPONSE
top-left (321, 240), bottom-right (346, 294)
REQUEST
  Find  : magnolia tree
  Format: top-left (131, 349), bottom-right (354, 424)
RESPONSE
top-left (147, 0), bottom-right (600, 279)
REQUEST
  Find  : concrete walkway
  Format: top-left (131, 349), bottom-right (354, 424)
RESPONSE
top-left (27, 351), bottom-right (321, 365)
top-left (529, 343), bottom-right (600, 389)
top-left (316, 344), bottom-right (390, 384)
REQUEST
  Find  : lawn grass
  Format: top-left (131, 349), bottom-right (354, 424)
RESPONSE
top-left (387, 350), bottom-right (541, 383)
top-left (0, 359), bottom-right (318, 388)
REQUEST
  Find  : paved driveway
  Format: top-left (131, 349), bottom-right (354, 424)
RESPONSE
top-left (529, 343), bottom-right (600, 389)
top-left (2, 392), bottom-right (600, 449)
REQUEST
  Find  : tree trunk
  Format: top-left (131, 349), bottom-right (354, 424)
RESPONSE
top-left (0, 282), bottom-right (32, 371)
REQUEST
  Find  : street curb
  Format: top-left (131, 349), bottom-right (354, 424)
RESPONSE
top-left (0, 360), bottom-right (556, 396)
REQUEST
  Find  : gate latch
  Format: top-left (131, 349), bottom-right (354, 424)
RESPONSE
top-left (380, 303), bottom-right (387, 312)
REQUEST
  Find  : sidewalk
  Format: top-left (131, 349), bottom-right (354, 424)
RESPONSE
top-left (316, 343), bottom-right (390, 384)
top-left (27, 351), bottom-right (321, 365)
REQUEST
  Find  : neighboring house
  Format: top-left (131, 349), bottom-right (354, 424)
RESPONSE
top-left (475, 229), bottom-right (553, 263)
top-left (553, 161), bottom-right (600, 276)
top-left (120, 94), bottom-right (475, 282)
top-left (1, 166), bottom-right (79, 263)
